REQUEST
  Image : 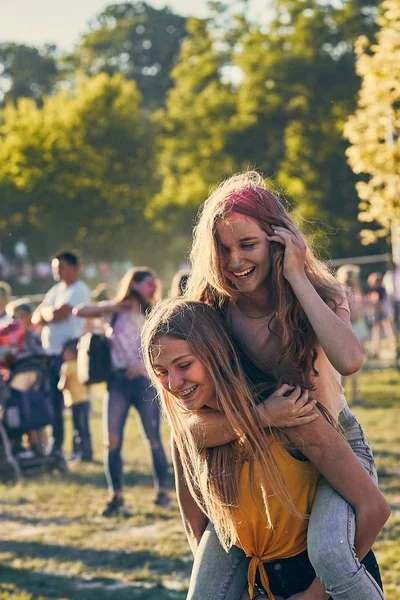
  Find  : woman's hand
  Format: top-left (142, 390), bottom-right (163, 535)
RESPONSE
top-left (267, 224), bottom-right (307, 284)
top-left (257, 384), bottom-right (318, 429)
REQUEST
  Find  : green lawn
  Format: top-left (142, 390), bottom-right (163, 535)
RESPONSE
top-left (0, 371), bottom-right (399, 600)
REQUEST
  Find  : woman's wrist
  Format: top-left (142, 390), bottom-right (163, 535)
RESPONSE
top-left (285, 270), bottom-right (308, 289)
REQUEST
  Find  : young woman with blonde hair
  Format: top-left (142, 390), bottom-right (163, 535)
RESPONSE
top-left (141, 299), bottom-right (389, 600)
top-left (74, 267), bottom-right (170, 515)
top-left (181, 171), bottom-right (386, 599)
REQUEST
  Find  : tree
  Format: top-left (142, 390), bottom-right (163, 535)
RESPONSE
top-left (233, 0), bottom-right (382, 258)
top-left (150, 17), bottom-right (238, 213)
top-left (69, 1), bottom-right (187, 108)
top-left (0, 73), bottom-right (157, 262)
top-left (0, 43), bottom-right (58, 106)
top-left (344, 0), bottom-right (400, 246)
top-left (151, 0), bottom-right (384, 258)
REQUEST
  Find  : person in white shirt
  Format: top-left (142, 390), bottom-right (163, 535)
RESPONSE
top-left (0, 281), bottom-right (12, 327)
top-left (32, 251), bottom-right (90, 456)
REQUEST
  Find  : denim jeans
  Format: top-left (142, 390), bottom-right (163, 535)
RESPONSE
top-left (104, 371), bottom-right (168, 494)
top-left (186, 407), bottom-right (385, 600)
top-left (71, 401), bottom-right (92, 461)
top-left (255, 549), bottom-right (382, 598)
top-left (307, 406), bottom-right (385, 600)
top-left (48, 356), bottom-right (64, 452)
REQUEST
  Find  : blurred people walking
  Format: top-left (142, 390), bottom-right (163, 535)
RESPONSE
top-left (367, 272), bottom-right (396, 358)
top-left (32, 251), bottom-right (90, 458)
top-left (340, 269), bottom-right (368, 404)
top-left (74, 267), bottom-right (170, 516)
top-left (168, 268), bottom-right (190, 298)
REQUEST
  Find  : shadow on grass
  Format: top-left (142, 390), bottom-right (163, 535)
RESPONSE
top-left (349, 398), bottom-right (399, 409)
top-left (63, 469), bottom-right (153, 489)
top-left (64, 469), bottom-right (175, 491)
top-left (0, 565), bottom-right (187, 600)
top-left (0, 513), bottom-right (82, 526)
top-left (0, 540), bottom-right (191, 575)
top-left (0, 510), bottom-right (175, 527)
top-left (374, 449), bottom-right (400, 461)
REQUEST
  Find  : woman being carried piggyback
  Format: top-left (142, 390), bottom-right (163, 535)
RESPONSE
top-left (179, 171), bottom-right (388, 599)
top-left (142, 299), bottom-right (390, 600)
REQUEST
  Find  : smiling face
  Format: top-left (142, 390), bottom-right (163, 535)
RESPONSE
top-left (150, 336), bottom-right (218, 411)
top-left (216, 213), bottom-right (271, 295)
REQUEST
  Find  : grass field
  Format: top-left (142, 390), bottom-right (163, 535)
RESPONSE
top-left (0, 370), bottom-right (399, 600)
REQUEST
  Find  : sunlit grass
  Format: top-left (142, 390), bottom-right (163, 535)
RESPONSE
top-left (0, 371), bottom-right (398, 599)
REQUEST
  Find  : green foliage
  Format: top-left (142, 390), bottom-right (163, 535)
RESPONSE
top-left (150, 18), bottom-right (237, 215)
top-left (0, 73), bottom-right (156, 262)
top-left (0, 0), bottom-right (395, 266)
top-left (151, 0), bottom-right (384, 258)
top-left (69, 1), bottom-right (187, 108)
top-left (0, 43), bottom-right (58, 106)
top-left (233, 0), bottom-right (382, 258)
top-left (344, 0), bottom-right (400, 245)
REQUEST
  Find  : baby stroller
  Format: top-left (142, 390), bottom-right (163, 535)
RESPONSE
top-left (0, 356), bottom-right (68, 482)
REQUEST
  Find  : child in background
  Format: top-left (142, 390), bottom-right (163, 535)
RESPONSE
top-left (12, 302), bottom-right (45, 360)
top-left (1, 301), bottom-right (47, 456)
top-left (58, 339), bottom-right (93, 462)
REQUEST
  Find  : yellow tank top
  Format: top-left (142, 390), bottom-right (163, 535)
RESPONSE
top-left (232, 438), bottom-right (319, 599)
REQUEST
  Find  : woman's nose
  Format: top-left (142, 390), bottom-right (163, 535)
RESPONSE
top-left (229, 253), bottom-right (243, 270)
top-left (169, 371), bottom-right (183, 392)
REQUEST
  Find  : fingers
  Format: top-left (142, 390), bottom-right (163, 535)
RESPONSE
top-left (275, 383), bottom-right (294, 396)
top-left (276, 384), bottom-right (302, 399)
top-left (295, 389), bottom-right (309, 405)
top-left (285, 412), bottom-right (319, 427)
top-left (273, 222), bottom-right (301, 239)
top-left (275, 384), bottom-right (306, 402)
top-left (287, 384), bottom-right (302, 399)
top-left (299, 413), bottom-right (319, 424)
top-left (268, 225), bottom-right (305, 249)
top-left (297, 398), bottom-right (317, 416)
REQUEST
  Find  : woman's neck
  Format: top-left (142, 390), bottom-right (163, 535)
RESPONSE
top-left (236, 288), bottom-right (275, 319)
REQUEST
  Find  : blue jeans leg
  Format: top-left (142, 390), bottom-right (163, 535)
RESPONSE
top-left (307, 407), bottom-right (385, 600)
top-left (132, 377), bottom-right (169, 491)
top-left (104, 373), bottom-right (131, 494)
top-left (186, 522), bottom-right (249, 600)
top-left (72, 401), bottom-right (92, 460)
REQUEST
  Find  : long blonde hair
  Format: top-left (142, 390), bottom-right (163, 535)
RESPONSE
top-left (186, 171), bottom-right (348, 389)
top-left (142, 299), bottom-right (304, 551)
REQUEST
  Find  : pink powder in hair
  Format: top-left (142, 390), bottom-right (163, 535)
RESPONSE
top-left (226, 188), bottom-right (261, 211)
